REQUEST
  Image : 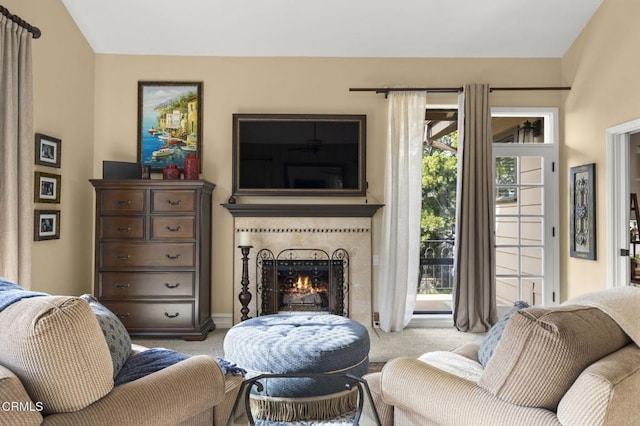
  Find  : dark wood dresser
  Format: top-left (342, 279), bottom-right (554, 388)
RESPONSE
top-left (90, 179), bottom-right (215, 340)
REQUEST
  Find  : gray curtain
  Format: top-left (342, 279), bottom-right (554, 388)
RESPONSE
top-left (453, 84), bottom-right (497, 332)
top-left (0, 15), bottom-right (34, 286)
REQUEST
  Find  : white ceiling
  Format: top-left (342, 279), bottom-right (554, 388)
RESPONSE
top-left (60, 0), bottom-right (603, 58)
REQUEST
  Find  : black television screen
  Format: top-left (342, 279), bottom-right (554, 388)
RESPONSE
top-left (232, 114), bottom-right (366, 196)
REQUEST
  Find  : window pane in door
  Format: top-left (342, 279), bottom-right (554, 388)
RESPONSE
top-left (496, 278), bottom-right (519, 305)
top-left (521, 247), bottom-right (543, 276)
top-left (521, 186), bottom-right (543, 215)
top-left (492, 117), bottom-right (546, 143)
top-left (496, 216), bottom-right (518, 245)
top-left (521, 217), bottom-right (544, 246)
top-left (496, 246), bottom-right (518, 275)
top-left (521, 278), bottom-right (543, 305)
top-left (520, 157), bottom-right (543, 184)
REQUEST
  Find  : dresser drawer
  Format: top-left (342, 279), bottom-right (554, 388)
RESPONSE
top-left (151, 216), bottom-right (195, 240)
top-left (99, 217), bottom-right (145, 239)
top-left (102, 301), bottom-right (195, 329)
top-left (98, 272), bottom-right (195, 298)
top-left (100, 242), bottom-right (195, 267)
top-left (151, 190), bottom-right (196, 213)
top-left (101, 190), bottom-right (146, 213)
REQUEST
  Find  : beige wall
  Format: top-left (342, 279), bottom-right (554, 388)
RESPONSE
top-left (4, 0), bottom-right (95, 295)
top-left (92, 56), bottom-right (562, 316)
top-left (16, 0), bottom-right (637, 316)
top-left (561, 0), bottom-right (640, 299)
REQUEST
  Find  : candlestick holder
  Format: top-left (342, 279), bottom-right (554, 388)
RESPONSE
top-left (238, 245), bottom-right (253, 321)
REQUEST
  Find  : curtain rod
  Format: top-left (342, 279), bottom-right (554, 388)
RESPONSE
top-left (0, 6), bottom-right (41, 39)
top-left (349, 86), bottom-right (571, 97)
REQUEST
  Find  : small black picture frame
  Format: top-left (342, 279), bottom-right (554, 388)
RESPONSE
top-left (35, 133), bottom-right (61, 168)
top-left (34, 209), bottom-right (60, 241)
top-left (570, 163), bottom-right (596, 260)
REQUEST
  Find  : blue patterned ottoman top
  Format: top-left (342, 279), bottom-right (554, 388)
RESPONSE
top-left (223, 314), bottom-right (370, 398)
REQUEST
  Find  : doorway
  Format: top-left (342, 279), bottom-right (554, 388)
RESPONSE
top-left (606, 119), bottom-right (640, 288)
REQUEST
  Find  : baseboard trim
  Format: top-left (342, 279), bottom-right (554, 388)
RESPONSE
top-left (408, 314), bottom-right (454, 328)
top-left (212, 313), bottom-right (233, 329)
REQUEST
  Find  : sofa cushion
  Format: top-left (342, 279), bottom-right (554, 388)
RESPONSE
top-left (0, 296), bottom-right (114, 414)
top-left (80, 294), bottom-right (131, 378)
top-left (418, 351), bottom-right (484, 383)
top-left (477, 300), bottom-right (529, 367)
top-left (115, 348), bottom-right (188, 386)
top-left (0, 365), bottom-right (44, 424)
top-left (478, 305), bottom-right (630, 410)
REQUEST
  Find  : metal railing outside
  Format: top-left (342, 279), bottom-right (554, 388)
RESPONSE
top-left (418, 239), bottom-right (454, 295)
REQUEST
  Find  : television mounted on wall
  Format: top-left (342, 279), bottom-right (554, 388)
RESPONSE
top-left (232, 113), bottom-right (366, 196)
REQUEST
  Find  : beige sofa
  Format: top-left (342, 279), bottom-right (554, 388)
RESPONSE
top-left (364, 287), bottom-right (640, 426)
top-left (0, 295), bottom-right (243, 425)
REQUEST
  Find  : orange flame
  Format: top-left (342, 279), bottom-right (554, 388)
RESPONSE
top-left (288, 274), bottom-right (327, 294)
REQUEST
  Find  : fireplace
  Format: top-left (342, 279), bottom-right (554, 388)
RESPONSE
top-left (256, 249), bottom-right (349, 316)
top-left (227, 214), bottom-right (380, 327)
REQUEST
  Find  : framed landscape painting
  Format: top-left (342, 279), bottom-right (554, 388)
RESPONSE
top-left (137, 81), bottom-right (203, 171)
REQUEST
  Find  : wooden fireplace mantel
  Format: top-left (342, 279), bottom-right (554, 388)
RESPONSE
top-left (222, 203), bottom-right (383, 217)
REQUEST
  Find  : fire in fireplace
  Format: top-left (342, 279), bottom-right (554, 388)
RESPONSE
top-left (256, 248), bottom-right (349, 316)
top-left (283, 274), bottom-right (328, 307)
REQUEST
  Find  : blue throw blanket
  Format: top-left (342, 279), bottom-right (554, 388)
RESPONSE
top-left (0, 278), bottom-right (47, 312)
top-left (115, 349), bottom-right (246, 387)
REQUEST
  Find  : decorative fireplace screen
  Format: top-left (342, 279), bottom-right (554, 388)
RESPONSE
top-left (256, 248), bottom-right (349, 317)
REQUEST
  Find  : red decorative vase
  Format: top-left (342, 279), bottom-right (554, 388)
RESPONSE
top-left (183, 153), bottom-right (199, 180)
top-left (162, 164), bottom-right (181, 180)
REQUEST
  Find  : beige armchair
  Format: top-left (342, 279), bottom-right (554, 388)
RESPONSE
top-left (0, 295), bottom-right (242, 425)
top-left (364, 288), bottom-right (640, 426)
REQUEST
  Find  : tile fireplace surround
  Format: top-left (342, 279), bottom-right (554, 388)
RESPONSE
top-left (226, 204), bottom-right (382, 326)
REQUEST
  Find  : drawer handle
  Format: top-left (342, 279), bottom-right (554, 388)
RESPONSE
top-left (117, 226), bottom-right (132, 232)
top-left (116, 313), bottom-right (130, 319)
top-left (165, 225), bottom-right (182, 232)
top-left (165, 282), bottom-right (180, 289)
top-left (164, 312), bottom-right (180, 319)
top-left (166, 253), bottom-right (181, 260)
top-left (166, 199), bottom-right (182, 206)
top-left (115, 283), bottom-right (131, 289)
top-left (117, 200), bottom-right (132, 206)
top-left (117, 254), bottom-right (131, 260)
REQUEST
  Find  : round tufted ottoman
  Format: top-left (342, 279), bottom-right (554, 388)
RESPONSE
top-left (223, 314), bottom-right (370, 422)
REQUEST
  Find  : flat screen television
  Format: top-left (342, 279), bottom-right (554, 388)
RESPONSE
top-left (232, 114), bottom-right (366, 196)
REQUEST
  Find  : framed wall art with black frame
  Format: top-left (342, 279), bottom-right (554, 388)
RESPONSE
top-left (570, 163), bottom-right (596, 260)
top-left (137, 81), bottom-right (203, 172)
top-left (34, 209), bottom-right (60, 241)
top-left (34, 171), bottom-right (61, 204)
top-left (35, 133), bottom-right (61, 168)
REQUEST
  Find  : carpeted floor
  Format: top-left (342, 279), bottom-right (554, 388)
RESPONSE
top-left (132, 326), bottom-right (480, 364)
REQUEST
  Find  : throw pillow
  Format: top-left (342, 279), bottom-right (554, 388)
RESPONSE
top-left (477, 300), bottom-right (529, 367)
top-left (80, 294), bottom-right (131, 378)
top-left (478, 305), bottom-right (629, 410)
top-left (0, 296), bottom-right (114, 414)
